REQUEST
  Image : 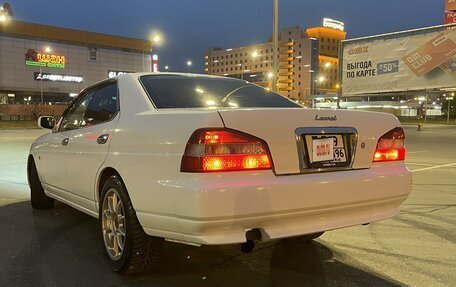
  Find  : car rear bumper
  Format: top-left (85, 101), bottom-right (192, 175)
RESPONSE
top-left (138, 163), bottom-right (411, 245)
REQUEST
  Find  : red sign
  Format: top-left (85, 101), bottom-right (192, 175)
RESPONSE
top-left (152, 61), bottom-right (159, 72)
top-left (445, 11), bottom-right (456, 25)
top-left (447, 0), bottom-right (456, 11)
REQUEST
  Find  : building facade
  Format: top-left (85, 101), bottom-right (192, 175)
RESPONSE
top-left (206, 27), bottom-right (318, 102)
top-left (0, 19), bottom-right (152, 105)
top-left (205, 22), bottom-right (346, 102)
top-left (305, 26), bottom-right (346, 94)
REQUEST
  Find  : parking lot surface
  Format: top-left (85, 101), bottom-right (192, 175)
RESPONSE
top-left (0, 125), bottom-right (455, 287)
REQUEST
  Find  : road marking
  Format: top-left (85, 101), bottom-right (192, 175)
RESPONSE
top-left (407, 163), bottom-right (436, 166)
top-left (411, 162), bottom-right (456, 173)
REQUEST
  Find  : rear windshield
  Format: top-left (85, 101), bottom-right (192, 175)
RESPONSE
top-left (140, 75), bottom-right (301, 109)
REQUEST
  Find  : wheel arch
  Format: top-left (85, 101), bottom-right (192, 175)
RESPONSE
top-left (96, 167), bottom-right (121, 204)
top-left (27, 154), bottom-right (35, 186)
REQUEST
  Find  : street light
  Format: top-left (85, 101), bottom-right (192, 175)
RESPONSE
top-left (252, 51), bottom-right (259, 58)
top-left (272, 0), bottom-right (278, 92)
top-left (143, 31), bottom-right (163, 72)
top-left (446, 94), bottom-right (454, 124)
top-left (152, 34), bottom-right (161, 44)
top-left (186, 60), bottom-right (192, 66)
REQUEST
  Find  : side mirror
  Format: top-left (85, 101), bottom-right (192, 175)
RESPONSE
top-left (38, 116), bottom-right (56, 130)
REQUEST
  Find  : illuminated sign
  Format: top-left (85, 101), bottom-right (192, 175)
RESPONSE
top-left (152, 61), bottom-right (159, 72)
top-left (108, 70), bottom-right (131, 78)
top-left (323, 18), bottom-right (345, 31)
top-left (25, 49), bottom-right (65, 68)
top-left (34, 72), bottom-right (83, 83)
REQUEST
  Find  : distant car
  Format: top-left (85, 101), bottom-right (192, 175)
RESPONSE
top-left (28, 73), bottom-right (411, 274)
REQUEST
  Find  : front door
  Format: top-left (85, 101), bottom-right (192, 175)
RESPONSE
top-left (40, 90), bottom-right (94, 194)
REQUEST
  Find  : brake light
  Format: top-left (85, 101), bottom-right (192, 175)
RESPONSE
top-left (181, 129), bottom-right (272, 172)
top-left (373, 127), bottom-right (406, 162)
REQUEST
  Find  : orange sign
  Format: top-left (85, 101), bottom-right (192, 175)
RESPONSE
top-left (402, 33), bottom-right (456, 77)
top-left (446, 0), bottom-right (456, 11)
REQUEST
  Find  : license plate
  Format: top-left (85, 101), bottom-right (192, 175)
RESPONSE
top-left (312, 138), bottom-right (334, 162)
top-left (307, 135), bottom-right (348, 168)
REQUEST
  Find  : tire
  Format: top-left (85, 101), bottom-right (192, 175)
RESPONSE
top-left (99, 175), bottom-right (164, 274)
top-left (28, 157), bottom-right (54, 209)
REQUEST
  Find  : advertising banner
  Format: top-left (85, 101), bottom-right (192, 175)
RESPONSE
top-left (446, 0), bottom-right (456, 11)
top-left (342, 29), bottom-right (456, 95)
top-left (445, 11), bottom-right (456, 25)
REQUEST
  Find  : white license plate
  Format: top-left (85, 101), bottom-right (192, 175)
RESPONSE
top-left (333, 147), bottom-right (347, 162)
top-left (309, 135), bottom-right (347, 164)
top-left (312, 138), bottom-right (334, 162)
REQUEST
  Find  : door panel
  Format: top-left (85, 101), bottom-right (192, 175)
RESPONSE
top-left (39, 132), bottom-right (69, 190)
top-left (66, 116), bottom-right (119, 210)
top-left (65, 82), bottom-right (120, 212)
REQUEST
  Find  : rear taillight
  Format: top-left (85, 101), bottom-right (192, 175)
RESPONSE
top-left (181, 129), bottom-right (272, 172)
top-left (373, 127), bottom-right (406, 162)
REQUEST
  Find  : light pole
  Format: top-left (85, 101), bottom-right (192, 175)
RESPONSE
top-left (447, 93), bottom-right (454, 124)
top-left (267, 72), bottom-right (273, 90)
top-left (272, 0), bottom-right (278, 92)
top-left (40, 67), bottom-right (43, 104)
top-left (143, 32), bottom-right (162, 72)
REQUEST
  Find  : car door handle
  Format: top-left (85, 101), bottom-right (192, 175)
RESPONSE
top-left (97, 134), bottom-right (109, 145)
top-left (62, 138), bottom-right (69, 146)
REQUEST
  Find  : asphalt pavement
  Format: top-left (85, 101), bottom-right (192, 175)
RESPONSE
top-left (0, 125), bottom-right (455, 287)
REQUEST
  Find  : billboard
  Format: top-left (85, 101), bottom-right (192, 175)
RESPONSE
top-left (445, 11), bottom-right (456, 25)
top-left (342, 29), bottom-right (456, 95)
top-left (446, 0), bottom-right (456, 11)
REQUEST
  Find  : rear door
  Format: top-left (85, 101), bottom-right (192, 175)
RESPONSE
top-left (65, 81), bottom-right (120, 212)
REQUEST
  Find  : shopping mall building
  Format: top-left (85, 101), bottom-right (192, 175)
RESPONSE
top-left (0, 19), bottom-right (152, 105)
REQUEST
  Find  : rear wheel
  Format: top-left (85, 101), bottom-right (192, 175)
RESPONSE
top-left (99, 175), bottom-right (164, 274)
top-left (28, 157), bottom-right (54, 209)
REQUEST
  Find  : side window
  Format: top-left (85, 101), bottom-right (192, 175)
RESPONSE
top-left (82, 83), bottom-right (118, 127)
top-left (59, 92), bottom-right (94, 132)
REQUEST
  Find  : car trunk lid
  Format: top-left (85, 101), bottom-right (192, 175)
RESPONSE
top-left (217, 108), bottom-right (401, 175)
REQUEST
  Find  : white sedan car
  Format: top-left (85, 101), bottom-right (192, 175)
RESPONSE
top-left (28, 73), bottom-right (411, 274)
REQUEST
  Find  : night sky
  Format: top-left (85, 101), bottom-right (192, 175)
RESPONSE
top-left (9, 0), bottom-right (445, 72)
